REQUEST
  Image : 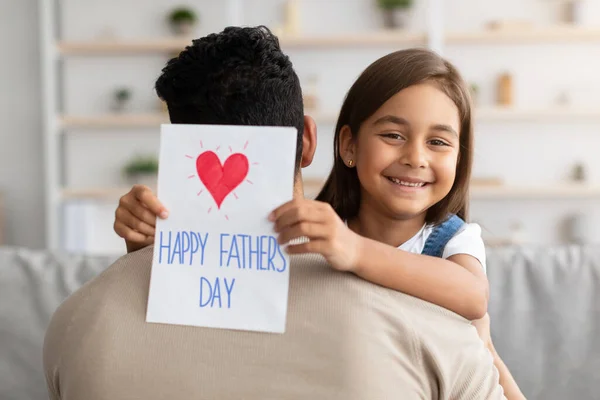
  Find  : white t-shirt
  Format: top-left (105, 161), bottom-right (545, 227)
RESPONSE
top-left (399, 223), bottom-right (487, 273)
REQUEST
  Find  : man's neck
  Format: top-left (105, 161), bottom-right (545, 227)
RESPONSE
top-left (293, 173), bottom-right (305, 199)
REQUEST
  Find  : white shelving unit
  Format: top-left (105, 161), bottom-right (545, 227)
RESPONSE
top-left (39, 0), bottom-right (445, 251)
top-left (39, 0), bottom-right (600, 250)
top-left (475, 106), bottom-right (600, 121)
top-left (447, 25), bottom-right (600, 44)
top-left (58, 32), bottom-right (428, 55)
top-left (59, 112), bottom-right (340, 129)
top-left (57, 106), bottom-right (600, 131)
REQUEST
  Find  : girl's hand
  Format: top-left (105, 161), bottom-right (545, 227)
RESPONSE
top-left (114, 185), bottom-right (169, 253)
top-left (269, 199), bottom-right (362, 272)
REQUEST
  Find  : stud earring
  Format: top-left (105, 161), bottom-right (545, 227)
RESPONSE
top-left (348, 159), bottom-right (354, 167)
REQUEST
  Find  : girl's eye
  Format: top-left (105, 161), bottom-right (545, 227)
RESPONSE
top-left (429, 139), bottom-right (449, 146)
top-left (380, 133), bottom-right (404, 140)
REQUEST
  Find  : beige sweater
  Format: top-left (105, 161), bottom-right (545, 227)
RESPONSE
top-left (44, 246), bottom-right (505, 400)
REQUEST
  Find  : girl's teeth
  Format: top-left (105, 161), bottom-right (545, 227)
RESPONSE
top-left (388, 177), bottom-right (425, 187)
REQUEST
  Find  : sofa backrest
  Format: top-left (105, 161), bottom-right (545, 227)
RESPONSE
top-left (1, 245), bottom-right (599, 400)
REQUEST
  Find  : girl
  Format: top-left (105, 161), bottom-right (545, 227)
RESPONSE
top-left (114, 48), bottom-right (524, 399)
top-left (268, 48), bottom-right (525, 399)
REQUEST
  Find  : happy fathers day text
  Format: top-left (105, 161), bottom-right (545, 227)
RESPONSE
top-left (157, 231), bottom-right (287, 309)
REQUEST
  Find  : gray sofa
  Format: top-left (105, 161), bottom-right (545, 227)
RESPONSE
top-left (1, 245), bottom-right (599, 399)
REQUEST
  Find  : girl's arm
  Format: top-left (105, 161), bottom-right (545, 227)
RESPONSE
top-left (473, 315), bottom-right (527, 400)
top-left (270, 199), bottom-right (489, 320)
top-left (354, 236), bottom-right (489, 320)
top-left (489, 345), bottom-right (527, 400)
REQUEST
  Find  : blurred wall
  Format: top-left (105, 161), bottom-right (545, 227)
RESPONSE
top-left (0, 0), bottom-right (45, 248)
top-left (5, 0), bottom-right (600, 250)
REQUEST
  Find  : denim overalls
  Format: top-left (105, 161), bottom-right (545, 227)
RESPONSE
top-left (421, 214), bottom-right (465, 258)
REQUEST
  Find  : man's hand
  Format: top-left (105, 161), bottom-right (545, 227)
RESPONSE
top-left (114, 185), bottom-right (168, 253)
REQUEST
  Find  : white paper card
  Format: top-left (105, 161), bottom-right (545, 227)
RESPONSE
top-left (146, 124), bottom-right (297, 333)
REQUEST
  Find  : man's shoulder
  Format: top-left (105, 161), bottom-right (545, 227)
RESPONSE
top-left (44, 246), bottom-right (154, 349)
top-left (397, 297), bottom-right (504, 399)
top-left (43, 246), bottom-right (155, 393)
top-left (70, 245), bottom-right (155, 305)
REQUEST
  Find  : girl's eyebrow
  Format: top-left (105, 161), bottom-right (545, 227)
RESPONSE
top-left (431, 124), bottom-right (458, 138)
top-left (374, 115), bottom-right (458, 138)
top-left (373, 115), bottom-right (410, 127)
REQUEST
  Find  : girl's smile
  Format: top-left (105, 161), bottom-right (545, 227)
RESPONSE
top-left (383, 175), bottom-right (431, 193)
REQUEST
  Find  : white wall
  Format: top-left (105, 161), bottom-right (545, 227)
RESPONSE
top-left (0, 0), bottom-right (45, 248)
top-left (34, 0), bottom-right (600, 253)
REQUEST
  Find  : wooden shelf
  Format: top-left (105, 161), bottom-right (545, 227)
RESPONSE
top-left (58, 26), bottom-right (599, 55)
top-left (60, 113), bottom-right (170, 129)
top-left (61, 183), bottom-right (600, 201)
top-left (306, 180), bottom-right (600, 200)
top-left (280, 31), bottom-right (427, 47)
top-left (59, 112), bottom-right (337, 129)
top-left (62, 187), bottom-right (130, 200)
top-left (58, 38), bottom-right (190, 55)
top-left (475, 106), bottom-right (600, 121)
top-left (447, 26), bottom-right (600, 44)
top-left (470, 184), bottom-right (600, 199)
top-left (57, 32), bottom-right (426, 55)
top-left (59, 107), bottom-right (600, 130)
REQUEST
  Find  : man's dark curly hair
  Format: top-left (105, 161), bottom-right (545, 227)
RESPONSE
top-left (156, 26), bottom-right (304, 170)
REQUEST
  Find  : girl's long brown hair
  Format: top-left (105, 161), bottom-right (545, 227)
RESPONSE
top-left (315, 48), bottom-right (473, 225)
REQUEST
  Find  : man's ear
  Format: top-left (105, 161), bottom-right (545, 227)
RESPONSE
top-left (300, 115), bottom-right (317, 168)
top-left (338, 125), bottom-right (356, 167)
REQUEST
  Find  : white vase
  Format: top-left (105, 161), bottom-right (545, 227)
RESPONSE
top-left (392, 9), bottom-right (410, 29)
top-left (111, 100), bottom-right (129, 113)
top-left (567, 213), bottom-right (592, 244)
top-left (382, 8), bottom-right (410, 29)
top-left (128, 173), bottom-right (158, 188)
top-left (565, 0), bottom-right (586, 25)
top-left (172, 21), bottom-right (195, 36)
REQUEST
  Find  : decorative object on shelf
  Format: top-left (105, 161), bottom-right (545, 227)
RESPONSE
top-left (168, 7), bottom-right (198, 36)
top-left (565, 213), bottom-right (590, 244)
top-left (561, 0), bottom-right (585, 25)
top-left (283, 0), bottom-right (300, 35)
top-left (469, 82), bottom-right (480, 106)
top-left (556, 90), bottom-right (570, 105)
top-left (112, 87), bottom-right (132, 112)
top-left (496, 72), bottom-right (513, 106)
top-left (572, 162), bottom-right (587, 182)
top-left (486, 20), bottom-right (532, 31)
top-left (97, 26), bottom-right (117, 39)
top-left (273, 0), bottom-right (300, 37)
top-left (509, 222), bottom-right (527, 245)
top-left (377, 0), bottom-right (413, 29)
top-left (123, 155), bottom-right (159, 187)
top-left (303, 74), bottom-right (319, 112)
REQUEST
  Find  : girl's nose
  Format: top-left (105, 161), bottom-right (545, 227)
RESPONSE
top-left (400, 141), bottom-right (428, 169)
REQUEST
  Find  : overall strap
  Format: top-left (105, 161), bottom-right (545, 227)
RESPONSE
top-left (421, 214), bottom-right (465, 258)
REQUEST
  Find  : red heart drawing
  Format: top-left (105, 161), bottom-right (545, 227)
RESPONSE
top-left (196, 151), bottom-right (249, 208)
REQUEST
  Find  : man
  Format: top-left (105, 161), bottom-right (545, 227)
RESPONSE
top-left (44, 26), bottom-right (505, 399)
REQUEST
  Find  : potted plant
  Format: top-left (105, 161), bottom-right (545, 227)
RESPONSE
top-left (377, 0), bottom-right (414, 29)
top-left (123, 155), bottom-right (159, 186)
top-left (168, 7), bottom-right (198, 36)
top-left (112, 87), bottom-right (131, 112)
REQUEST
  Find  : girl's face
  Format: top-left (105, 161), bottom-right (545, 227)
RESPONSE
top-left (341, 83), bottom-right (461, 221)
